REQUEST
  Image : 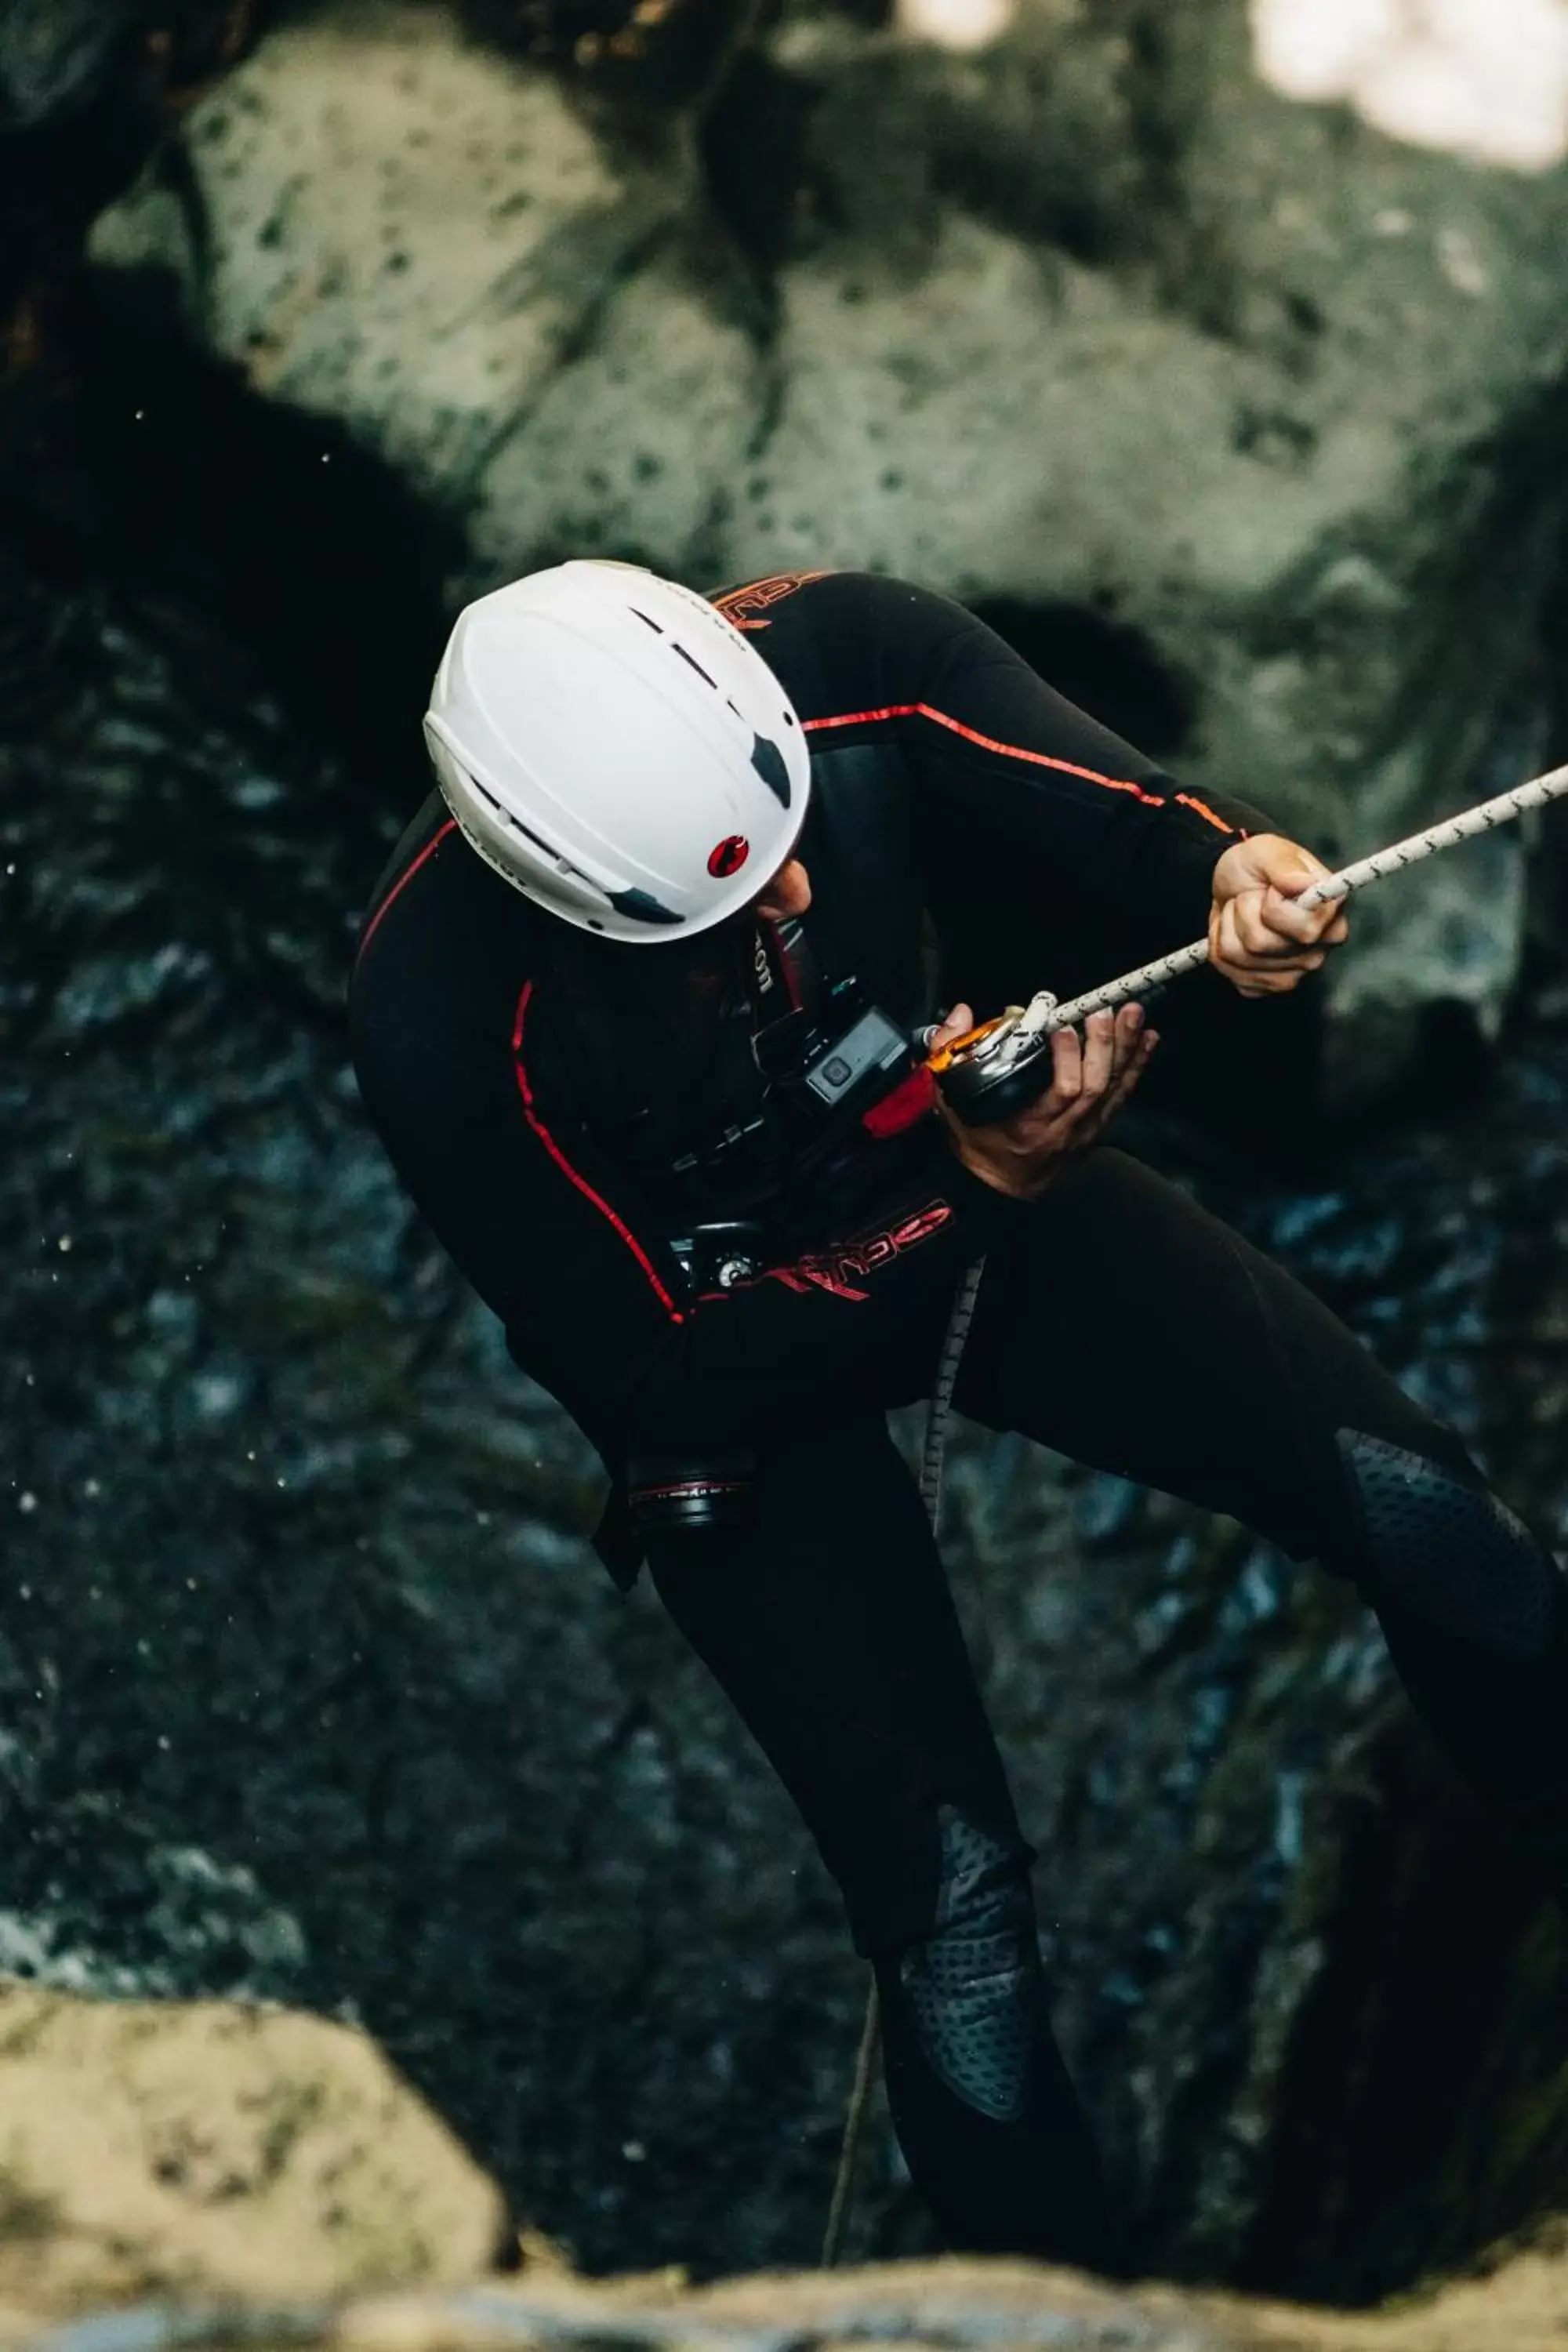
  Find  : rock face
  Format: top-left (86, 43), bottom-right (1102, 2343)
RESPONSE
top-left (4, 369), bottom-right (1568, 2292)
top-left (91, 0), bottom-right (1568, 1094)
top-left (24, 2236), bottom-right (1568, 2352)
top-left (0, 1983), bottom-right (503, 2317)
top-left (5, 0), bottom-right (1568, 2307)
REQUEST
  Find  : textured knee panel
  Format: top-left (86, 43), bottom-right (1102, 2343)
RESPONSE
top-left (1338, 1428), bottom-right (1560, 1661)
top-left (898, 1807), bottom-right (1039, 2124)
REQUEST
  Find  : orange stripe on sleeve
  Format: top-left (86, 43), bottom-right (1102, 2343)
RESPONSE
top-left (803, 703), bottom-right (1169, 809)
top-left (1174, 792), bottom-right (1237, 836)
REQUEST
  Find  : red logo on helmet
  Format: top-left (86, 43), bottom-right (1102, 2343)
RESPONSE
top-left (708, 834), bottom-right (750, 879)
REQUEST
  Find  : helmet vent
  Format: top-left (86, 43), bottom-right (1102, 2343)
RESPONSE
top-left (607, 884), bottom-right (683, 926)
top-left (469, 771), bottom-right (563, 860)
top-left (750, 731), bottom-right (792, 808)
top-left (631, 608), bottom-right (664, 633)
top-left (672, 643), bottom-right (717, 688)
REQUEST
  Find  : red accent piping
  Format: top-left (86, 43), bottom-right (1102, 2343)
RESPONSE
top-left (512, 982), bottom-right (684, 1323)
top-left (355, 818), bottom-right (459, 964)
top-left (1174, 792), bottom-right (1237, 836)
top-left (802, 704), bottom-right (1169, 808)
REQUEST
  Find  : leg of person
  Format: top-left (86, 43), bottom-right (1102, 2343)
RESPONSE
top-left (956, 1146), bottom-right (1568, 1827)
top-left (641, 1415), bottom-right (1125, 2272)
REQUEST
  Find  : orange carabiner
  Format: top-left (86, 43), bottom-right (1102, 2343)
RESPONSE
top-left (924, 1014), bottom-right (1011, 1076)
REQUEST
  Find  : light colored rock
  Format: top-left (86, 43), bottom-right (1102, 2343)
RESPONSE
top-left (744, 12), bottom-right (1568, 1096)
top-left (89, 0), bottom-right (1568, 1092)
top-left (26, 2240), bottom-right (1568, 2352)
top-left (1250, 0), bottom-right (1568, 175)
top-left (0, 1981), bottom-right (505, 2316)
top-left (91, 2), bottom-right (692, 503)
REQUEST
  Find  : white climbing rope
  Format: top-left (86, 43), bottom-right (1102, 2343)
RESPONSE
top-left (1004, 754), bottom-right (1568, 1047)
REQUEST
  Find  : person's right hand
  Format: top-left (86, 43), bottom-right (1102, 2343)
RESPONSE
top-left (930, 1000), bottom-right (1157, 1201)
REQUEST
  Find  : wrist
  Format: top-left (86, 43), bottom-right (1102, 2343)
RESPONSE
top-left (947, 1134), bottom-right (1054, 1204)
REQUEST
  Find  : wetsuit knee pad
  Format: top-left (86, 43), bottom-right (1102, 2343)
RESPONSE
top-left (895, 1806), bottom-right (1040, 2124)
top-left (1336, 1427), bottom-right (1562, 1661)
top-left (876, 1806), bottom-right (1120, 2269)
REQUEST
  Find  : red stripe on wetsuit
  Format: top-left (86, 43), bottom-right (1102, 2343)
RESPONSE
top-left (512, 981), bottom-right (687, 1322)
top-left (355, 818), bottom-right (459, 964)
top-left (803, 704), bottom-right (1239, 834)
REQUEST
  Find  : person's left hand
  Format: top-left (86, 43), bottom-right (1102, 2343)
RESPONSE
top-left (1208, 833), bottom-right (1349, 997)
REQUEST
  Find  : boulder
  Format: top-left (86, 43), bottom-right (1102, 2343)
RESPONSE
top-left (90, 0), bottom-right (1568, 1094)
top-left (25, 2234), bottom-right (1568, 2352)
top-left (3, 485), bottom-right (1568, 2291)
top-left (0, 1982), bottom-right (505, 2317)
top-left (4, 0), bottom-right (1566, 2302)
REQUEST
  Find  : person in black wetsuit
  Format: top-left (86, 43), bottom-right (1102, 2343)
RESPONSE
top-left (349, 561), bottom-right (1568, 2274)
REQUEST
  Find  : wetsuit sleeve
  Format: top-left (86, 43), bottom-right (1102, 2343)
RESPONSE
top-left (790, 573), bottom-right (1280, 983)
top-left (350, 971), bottom-right (1031, 1464)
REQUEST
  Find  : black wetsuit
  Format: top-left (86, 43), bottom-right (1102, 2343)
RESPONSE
top-left (349, 570), bottom-right (1568, 2271)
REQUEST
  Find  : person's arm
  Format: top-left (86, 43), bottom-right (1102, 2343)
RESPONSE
top-left (907, 589), bottom-right (1271, 949)
top-left (788, 572), bottom-right (1278, 985)
top-left (797, 571), bottom-right (1359, 1009)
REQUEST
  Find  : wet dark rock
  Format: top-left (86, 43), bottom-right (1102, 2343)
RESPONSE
top-left (5, 0), bottom-right (1568, 2307)
top-left (5, 348), bottom-right (1568, 2290)
top-left (0, 0), bottom-right (132, 133)
top-left (0, 0), bottom-right (262, 330)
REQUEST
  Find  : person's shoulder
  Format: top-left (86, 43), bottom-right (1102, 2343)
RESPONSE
top-left (707, 566), bottom-right (948, 630)
top-left (706, 568), bottom-right (961, 713)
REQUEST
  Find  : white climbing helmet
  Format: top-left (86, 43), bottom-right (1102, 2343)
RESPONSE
top-left (423, 560), bottom-right (812, 941)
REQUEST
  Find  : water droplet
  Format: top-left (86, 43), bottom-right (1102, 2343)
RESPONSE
top-left (17, 1493), bottom-right (36, 1513)
top-left (57, 1236), bottom-right (71, 1253)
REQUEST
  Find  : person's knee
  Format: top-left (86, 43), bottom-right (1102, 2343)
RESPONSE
top-left (885, 1805), bottom-right (1042, 2123)
top-left (1335, 1425), bottom-right (1563, 1661)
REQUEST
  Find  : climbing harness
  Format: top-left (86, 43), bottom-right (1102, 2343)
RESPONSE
top-left (822, 750), bottom-right (1568, 2261)
top-left (929, 754), bottom-right (1568, 1126)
